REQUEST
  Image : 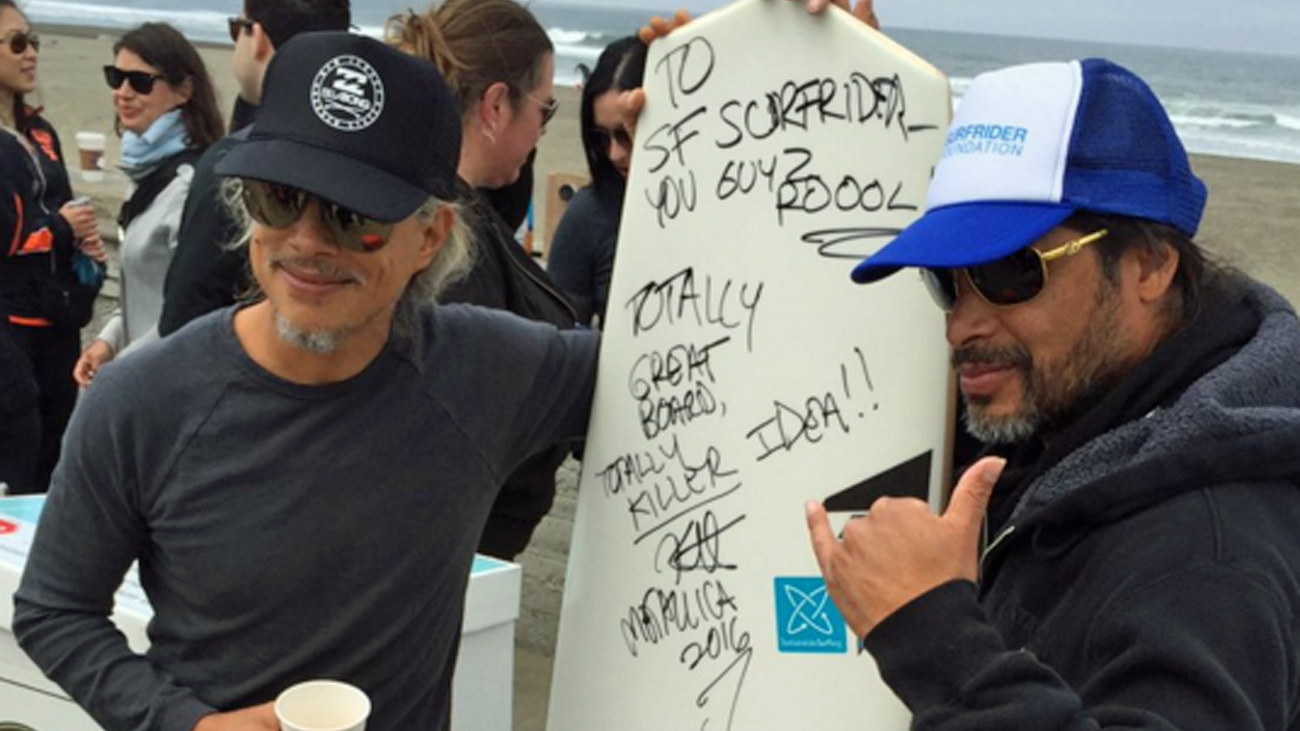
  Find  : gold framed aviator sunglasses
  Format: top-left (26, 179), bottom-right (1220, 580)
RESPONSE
top-left (921, 229), bottom-right (1109, 311)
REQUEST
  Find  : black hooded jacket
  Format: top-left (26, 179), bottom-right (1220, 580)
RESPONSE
top-left (865, 275), bottom-right (1300, 730)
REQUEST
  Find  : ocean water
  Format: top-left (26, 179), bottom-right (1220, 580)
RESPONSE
top-left (23, 0), bottom-right (1300, 165)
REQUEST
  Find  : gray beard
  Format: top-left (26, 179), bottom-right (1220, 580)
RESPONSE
top-left (960, 279), bottom-right (1129, 445)
top-left (275, 311), bottom-right (352, 354)
top-left (964, 394), bottom-right (1040, 444)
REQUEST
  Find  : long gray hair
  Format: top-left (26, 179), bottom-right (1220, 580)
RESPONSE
top-left (221, 178), bottom-right (477, 335)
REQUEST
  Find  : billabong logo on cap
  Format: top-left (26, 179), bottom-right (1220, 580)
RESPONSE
top-left (310, 55), bottom-right (385, 132)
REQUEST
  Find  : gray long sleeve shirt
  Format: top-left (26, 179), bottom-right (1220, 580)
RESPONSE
top-left (13, 303), bottom-right (598, 731)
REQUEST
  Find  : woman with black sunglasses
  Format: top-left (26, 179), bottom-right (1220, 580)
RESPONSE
top-left (0, 0), bottom-right (104, 493)
top-left (72, 23), bottom-right (223, 388)
top-left (547, 35), bottom-right (648, 327)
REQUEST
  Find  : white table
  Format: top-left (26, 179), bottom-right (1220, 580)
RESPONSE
top-left (0, 496), bottom-right (520, 731)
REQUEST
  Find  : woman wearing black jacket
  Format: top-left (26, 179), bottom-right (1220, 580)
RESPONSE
top-left (388, 0), bottom-right (580, 559)
top-left (1, 0), bottom-right (103, 493)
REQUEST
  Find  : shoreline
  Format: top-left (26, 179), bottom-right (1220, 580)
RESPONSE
top-left (30, 20), bottom-right (235, 51)
top-left (24, 26), bottom-right (1300, 308)
top-left (31, 17), bottom-right (1300, 170)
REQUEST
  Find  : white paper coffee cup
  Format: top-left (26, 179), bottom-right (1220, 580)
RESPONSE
top-left (74, 131), bottom-right (106, 183)
top-left (275, 680), bottom-right (370, 731)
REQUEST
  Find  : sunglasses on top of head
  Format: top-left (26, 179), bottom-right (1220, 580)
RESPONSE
top-left (3, 30), bottom-right (39, 55)
top-left (103, 66), bottom-right (167, 95)
top-left (240, 179), bottom-right (396, 253)
top-left (920, 229), bottom-right (1109, 312)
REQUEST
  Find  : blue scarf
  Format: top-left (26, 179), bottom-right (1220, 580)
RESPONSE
top-left (120, 108), bottom-right (189, 173)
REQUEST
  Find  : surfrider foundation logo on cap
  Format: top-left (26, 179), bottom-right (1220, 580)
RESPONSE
top-left (942, 122), bottom-right (1030, 159)
top-left (310, 55), bottom-right (385, 132)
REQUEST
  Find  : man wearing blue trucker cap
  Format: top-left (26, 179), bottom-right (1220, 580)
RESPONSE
top-left (808, 59), bottom-right (1300, 728)
top-left (14, 32), bottom-right (598, 731)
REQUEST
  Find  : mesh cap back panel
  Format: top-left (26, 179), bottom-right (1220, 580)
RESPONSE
top-left (1063, 59), bottom-right (1207, 235)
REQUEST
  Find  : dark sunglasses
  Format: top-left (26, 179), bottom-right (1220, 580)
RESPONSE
top-left (103, 66), bottom-right (166, 95)
top-left (592, 125), bottom-right (633, 152)
top-left (526, 93), bottom-right (560, 127)
top-left (921, 229), bottom-right (1109, 311)
top-left (240, 179), bottom-right (396, 253)
top-left (227, 17), bottom-right (256, 43)
top-left (3, 30), bottom-right (38, 55)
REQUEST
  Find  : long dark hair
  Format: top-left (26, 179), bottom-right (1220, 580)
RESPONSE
top-left (1067, 210), bottom-right (1223, 328)
top-left (580, 36), bottom-right (647, 202)
top-left (112, 23), bottom-right (224, 148)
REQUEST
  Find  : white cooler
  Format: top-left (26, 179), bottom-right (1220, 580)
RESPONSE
top-left (0, 496), bottom-right (520, 731)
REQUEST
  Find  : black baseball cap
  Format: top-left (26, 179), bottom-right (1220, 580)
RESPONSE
top-left (216, 32), bottom-right (461, 222)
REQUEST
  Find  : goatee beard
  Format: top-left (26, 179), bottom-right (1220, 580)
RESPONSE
top-left (953, 344), bottom-right (1038, 445)
top-left (954, 278), bottom-right (1130, 446)
top-left (274, 311), bottom-right (353, 354)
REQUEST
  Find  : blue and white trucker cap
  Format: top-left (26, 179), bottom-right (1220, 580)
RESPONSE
top-left (851, 58), bottom-right (1207, 284)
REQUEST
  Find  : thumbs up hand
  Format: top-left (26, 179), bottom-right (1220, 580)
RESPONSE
top-left (806, 457), bottom-right (1005, 638)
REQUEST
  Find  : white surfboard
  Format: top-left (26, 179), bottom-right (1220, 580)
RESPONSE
top-left (549, 2), bottom-right (952, 729)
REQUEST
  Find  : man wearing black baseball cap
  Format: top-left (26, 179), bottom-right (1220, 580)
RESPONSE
top-left (807, 60), bottom-right (1300, 727)
top-left (15, 33), bottom-right (598, 731)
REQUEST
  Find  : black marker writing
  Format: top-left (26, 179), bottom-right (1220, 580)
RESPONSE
top-left (715, 71), bottom-right (931, 149)
top-left (644, 107), bottom-right (709, 173)
top-left (799, 227), bottom-right (903, 260)
top-left (680, 615), bottom-right (751, 671)
top-left (644, 170), bottom-right (699, 228)
top-left (654, 36), bottom-right (716, 109)
top-left (745, 393), bottom-right (849, 461)
top-left (694, 646), bottom-right (752, 731)
top-left (774, 147), bottom-right (918, 224)
top-left (596, 449), bottom-right (668, 499)
top-left (629, 337), bottom-right (730, 440)
top-left (620, 578), bottom-right (739, 657)
top-left (655, 509), bottom-right (744, 582)
top-left (637, 380), bottom-right (719, 440)
top-left (625, 267), bottom-right (763, 352)
top-left (716, 155), bottom-right (780, 199)
top-left (629, 337), bottom-right (729, 401)
top-left (744, 347), bottom-right (879, 461)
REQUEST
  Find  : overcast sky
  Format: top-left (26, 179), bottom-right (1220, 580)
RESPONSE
top-left (547, 0), bottom-right (1300, 57)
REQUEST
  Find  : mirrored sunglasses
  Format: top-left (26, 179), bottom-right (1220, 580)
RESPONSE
top-left (103, 66), bottom-right (166, 95)
top-left (921, 229), bottom-right (1109, 311)
top-left (227, 17), bottom-right (256, 43)
top-left (4, 30), bottom-right (39, 55)
top-left (240, 179), bottom-right (396, 253)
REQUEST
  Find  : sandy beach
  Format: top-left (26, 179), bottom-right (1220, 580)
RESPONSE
top-left (26, 27), bottom-right (1300, 306)
top-left (16, 25), bottom-right (1300, 731)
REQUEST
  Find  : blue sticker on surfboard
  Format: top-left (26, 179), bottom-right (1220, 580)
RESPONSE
top-left (774, 577), bottom-right (847, 653)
